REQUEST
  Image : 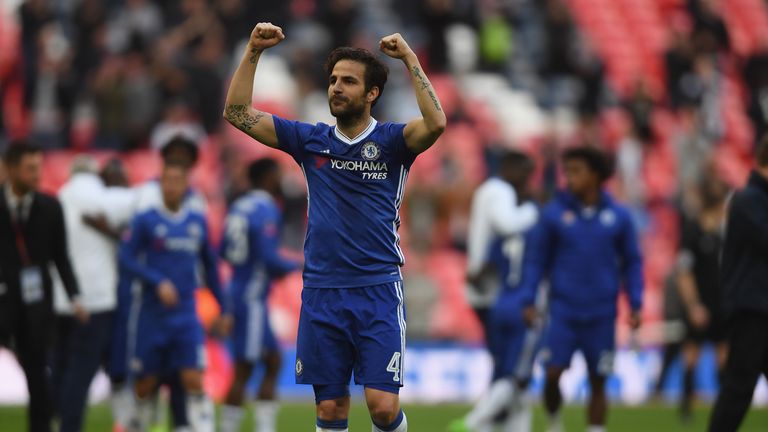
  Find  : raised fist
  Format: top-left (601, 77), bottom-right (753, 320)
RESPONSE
top-left (249, 22), bottom-right (285, 51)
top-left (379, 33), bottom-right (414, 60)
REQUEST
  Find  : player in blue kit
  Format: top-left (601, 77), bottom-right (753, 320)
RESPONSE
top-left (223, 22), bottom-right (446, 432)
top-left (109, 138), bottom-right (206, 432)
top-left (519, 147), bottom-right (643, 432)
top-left (449, 152), bottom-right (542, 432)
top-left (120, 162), bottom-right (231, 432)
top-left (219, 158), bottom-right (301, 432)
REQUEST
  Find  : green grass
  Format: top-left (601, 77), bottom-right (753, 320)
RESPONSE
top-left (1, 402), bottom-right (766, 431)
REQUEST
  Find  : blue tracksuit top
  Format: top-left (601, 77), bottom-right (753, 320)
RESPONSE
top-left (519, 190), bottom-right (643, 320)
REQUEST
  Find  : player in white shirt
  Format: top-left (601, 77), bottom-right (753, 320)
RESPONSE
top-left (52, 155), bottom-right (136, 432)
top-left (451, 151), bottom-right (540, 432)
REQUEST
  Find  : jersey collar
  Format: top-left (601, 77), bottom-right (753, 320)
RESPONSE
top-left (158, 204), bottom-right (188, 222)
top-left (333, 117), bottom-right (377, 145)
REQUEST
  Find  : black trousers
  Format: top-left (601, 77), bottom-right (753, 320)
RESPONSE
top-left (0, 302), bottom-right (54, 432)
top-left (708, 310), bottom-right (768, 432)
top-left (51, 311), bottom-right (113, 432)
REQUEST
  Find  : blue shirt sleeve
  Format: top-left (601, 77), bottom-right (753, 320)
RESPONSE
top-left (118, 215), bottom-right (165, 289)
top-left (254, 205), bottom-right (300, 277)
top-left (519, 206), bottom-right (556, 306)
top-left (272, 115), bottom-right (315, 160)
top-left (198, 217), bottom-right (227, 313)
top-left (386, 122), bottom-right (418, 167)
top-left (618, 209), bottom-right (644, 312)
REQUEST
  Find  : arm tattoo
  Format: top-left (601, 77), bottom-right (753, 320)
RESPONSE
top-left (411, 66), bottom-right (443, 112)
top-left (248, 47), bottom-right (260, 64)
top-left (224, 104), bottom-right (264, 131)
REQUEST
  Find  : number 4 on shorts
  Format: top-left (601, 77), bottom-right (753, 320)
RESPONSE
top-left (386, 352), bottom-right (402, 382)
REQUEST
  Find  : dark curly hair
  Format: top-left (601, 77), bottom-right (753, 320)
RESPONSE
top-left (562, 146), bottom-right (615, 183)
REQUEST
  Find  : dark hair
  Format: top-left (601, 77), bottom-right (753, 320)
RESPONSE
top-left (248, 158), bottom-right (279, 187)
top-left (500, 150), bottom-right (534, 172)
top-left (324, 47), bottom-right (389, 107)
top-left (161, 135), bottom-right (199, 165)
top-left (3, 141), bottom-right (42, 167)
top-left (562, 146), bottom-right (615, 182)
top-left (162, 158), bottom-right (190, 174)
top-left (758, 133), bottom-right (768, 168)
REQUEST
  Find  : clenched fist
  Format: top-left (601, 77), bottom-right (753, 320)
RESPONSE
top-left (379, 33), bottom-right (415, 60)
top-left (249, 22), bottom-right (285, 51)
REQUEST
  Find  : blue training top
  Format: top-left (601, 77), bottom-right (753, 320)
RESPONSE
top-left (273, 116), bottom-right (418, 288)
top-left (519, 190), bottom-right (643, 320)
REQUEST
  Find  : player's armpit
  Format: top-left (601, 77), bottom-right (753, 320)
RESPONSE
top-left (403, 118), bottom-right (445, 154)
top-left (222, 104), bottom-right (279, 148)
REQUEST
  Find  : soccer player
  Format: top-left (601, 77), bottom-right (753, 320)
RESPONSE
top-left (109, 137), bottom-right (206, 432)
top-left (219, 158), bottom-right (301, 432)
top-left (223, 22), bottom-right (446, 432)
top-left (519, 147), bottom-right (643, 432)
top-left (120, 161), bottom-right (231, 432)
top-left (448, 151), bottom-right (540, 432)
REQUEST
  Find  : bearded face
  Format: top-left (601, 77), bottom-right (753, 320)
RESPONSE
top-left (327, 60), bottom-right (376, 121)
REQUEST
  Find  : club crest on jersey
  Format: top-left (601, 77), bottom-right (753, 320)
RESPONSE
top-left (361, 141), bottom-right (381, 161)
top-left (600, 209), bottom-right (616, 226)
top-left (562, 211), bottom-right (576, 225)
top-left (295, 358), bottom-right (304, 376)
top-left (187, 222), bottom-right (201, 239)
top-left (154, 224), bottom-right (168, 237)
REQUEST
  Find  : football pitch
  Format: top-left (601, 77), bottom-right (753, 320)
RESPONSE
top-left (1, 403), bottom-right (767, 431)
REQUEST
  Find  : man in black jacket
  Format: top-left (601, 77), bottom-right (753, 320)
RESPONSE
top-left (708, 135), bottom-right (768, 432)
top-left (0, 143), bottom-right (87, 432)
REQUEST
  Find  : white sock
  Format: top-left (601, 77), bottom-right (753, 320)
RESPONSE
top-left (546, 411), bottom-right (564, 432)
top-left (127, 397), bottom-right (153, 432)
top-left (150, 391), bottom-right (166, 428)
top-left (111, 383), bottom-right (135, 427)
top-left (187, 392), bottom-right (215, 432)
top-left (503, 393), bottom-right (532, 432)
top-left (316, 428), bottom-right (349, 432)
top-left (219, 404), bottom-right (245, 432)
top-left (587, 426), bottom-right (605, 432)
top-left (465, 378), bottom-right (515, 429)
top-left (372, 411), bottom-right (407, 432)
top-left (254, 400), bottom-right (279, 432)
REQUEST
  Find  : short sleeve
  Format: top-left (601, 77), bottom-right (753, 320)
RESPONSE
top-left (386, 122), bottom-right (418, 167)
top-left (272, 115), bottom-right (315, 160)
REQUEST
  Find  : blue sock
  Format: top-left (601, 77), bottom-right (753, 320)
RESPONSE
top-left (316, 417), bottom-right (349, 430)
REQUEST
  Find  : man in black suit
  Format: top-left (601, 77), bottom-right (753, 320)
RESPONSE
top-left (708, 135), bottom-right (768, 431)
top-left (0, 142), bottom-right (87, 432)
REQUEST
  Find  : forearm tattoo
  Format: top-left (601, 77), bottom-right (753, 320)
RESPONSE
top-left (224, 104), bottom-right (264, 131)
top-left (249, 47), bottom-right (260, 64)
top-left (411, 66), bottom-right (442, 112)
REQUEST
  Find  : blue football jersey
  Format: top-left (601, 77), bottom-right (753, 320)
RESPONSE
top-left (487, 233), bottom-right (527, 292)
top-left (119, 207), bottom-right (225, 326)
top-left (273, 116), bottom-right (418, 288)
top-left (221, 190), bottom-right (299, 302)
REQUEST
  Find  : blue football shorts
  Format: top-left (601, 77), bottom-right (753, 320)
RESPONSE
top-left (543, 314), bottom-right (616, 376)
top-left (232, 298), bottom-right (279, 363)
top-left (295, 281), bottom-right (406, 393)
top-left (488, 291), bottom-right (543, 381)
top-left (130, 311), bottom-right (206, 378)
